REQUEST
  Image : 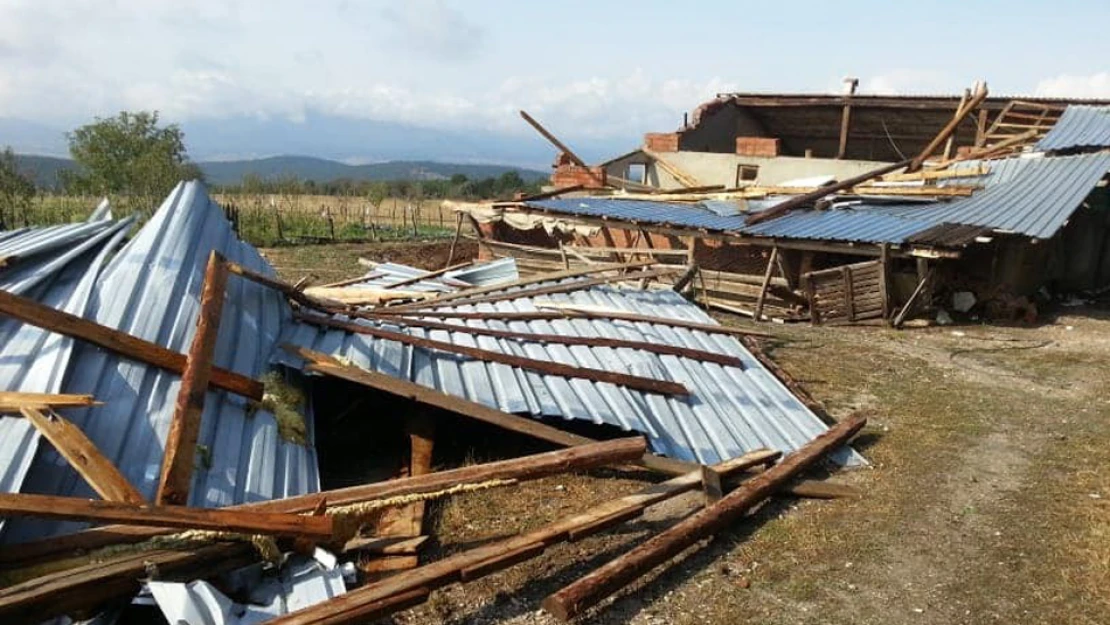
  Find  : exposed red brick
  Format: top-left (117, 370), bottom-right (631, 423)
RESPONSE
top-left (644, 132), bottom-right (681, 152)
top-left (735, 136), bottom-right (781, 157)
top-left (551, 164), bottom-right (607, 189)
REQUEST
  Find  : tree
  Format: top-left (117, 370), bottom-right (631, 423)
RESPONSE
top-left (65, 111), bottom-right (201, 201)
top-left (0, 147), bottom-right (36, 229)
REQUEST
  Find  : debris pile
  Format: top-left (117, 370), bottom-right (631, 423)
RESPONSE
top-left (0, 181), bottom-right (864, 623)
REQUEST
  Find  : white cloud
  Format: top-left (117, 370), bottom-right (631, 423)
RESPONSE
top-left (380, 0), bottom-right (485, 61)
top-left (1035, 72), bottom-right (1110, 98)
top-left (861, 69), bottom-right (954, 95)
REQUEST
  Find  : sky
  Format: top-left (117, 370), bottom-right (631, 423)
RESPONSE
top-left (2, 0), bottom-right (1109, 159)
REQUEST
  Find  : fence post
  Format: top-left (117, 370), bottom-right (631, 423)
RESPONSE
top-left (275, 210), bottom-right (284, 244)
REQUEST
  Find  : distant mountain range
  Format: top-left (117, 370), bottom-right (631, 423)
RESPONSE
top-left (14, 154), bottom-right (549, 189)
top-left (0, 110), bottom-right (630, 172)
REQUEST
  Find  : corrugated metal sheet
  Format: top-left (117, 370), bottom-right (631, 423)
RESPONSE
top-left (147, 555), bottom-right (346, 624)
top-left (527, 198), bottom-right (749, 232)
top-left (354, 258), bottom-right (518, 293)
top-left (741, 207), bottom-right (935, 243)
top-left (874, 153), bottom-right (1110, 239)
top-left (527, 153), bottom-right (1110, 243)
top-left (3, 182), bottom-right (319, 544)
top-left (1036, 105), bottom-right (1110, 151)
top-left (276, 275), bottom-right (861, 466)
top-left (0, 216), bottom-right (134, 519)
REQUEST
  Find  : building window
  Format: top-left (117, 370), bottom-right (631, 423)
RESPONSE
top-left (736, 165), bottom-right (759, 186)
top-left (627, 163), bottom-right (648, 184)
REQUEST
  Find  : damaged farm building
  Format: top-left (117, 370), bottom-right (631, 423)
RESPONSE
top-left (0, 181), bottom-right (864, 623)
top-left (1, 81), bottom-right (1108, 625)
top-left (464, 86), bottom-right (1110, 326)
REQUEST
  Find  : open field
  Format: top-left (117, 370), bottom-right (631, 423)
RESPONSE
top-left (25, 194), bottom-right (457, 246)
top-left (265, 241), bottom-right (1110, 625)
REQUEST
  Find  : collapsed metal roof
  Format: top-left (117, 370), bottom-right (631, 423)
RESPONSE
top-left (524, 152), bottom-right (1110, 244)
top-left (0, 182), bottom-right (320, 544)
top-left (0, 214), bottom-right (135, 527)
top-left (276, 272), bottom-right (861, 466)
top-left (1036, 105), bottom-right (1110, 152)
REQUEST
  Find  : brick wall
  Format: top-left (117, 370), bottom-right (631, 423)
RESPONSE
top-left (551, 164), bottom-right (607, 189)
top-left (644, 132), bottom-right (681, 152)
top-left (735, 136), bottom-right (781, 157)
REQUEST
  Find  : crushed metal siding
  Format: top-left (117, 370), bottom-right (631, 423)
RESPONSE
top-left (276, 278), bottom-right (862, 466)
top-left (147, 555), bottom-right (346, 624)
top-left (2, 182), bottom-right (319, 544)
top-left (0, 216), bottom-right (134, 518)
top-left (527, 153), bottom-right (1110, 244)
top-left (1036, 105), bottom-right (1110, 151)
top-left (741, 207), bottom-right (935, 243)
top-left (875, 153), bottom-right (1110, 239)
top-left (527, 198), bottom-right (749, 232)
top-left (354, 258), bottom-right (518, 293)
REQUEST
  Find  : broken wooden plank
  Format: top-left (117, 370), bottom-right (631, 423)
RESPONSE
top-left (534, 302), bottom-right (773, 338)
top-left (380, 260), bottom-right (655, 312)
top-left (224, 259), bottom-right (340, 311)
top-left (745, 159), bottom-right (913, 226)
top-left (20, 407), bottom-right (145, 504)
top-left (286, 345), bottom-right (686, 470)
top-left (0, 289), bottom-right (262, 400)
top-left (157, 251), bottom-right (229, 506)
top-left (288, 318), bottom-right (689, 396)
top-left (753, 247), bottom-right (779, 323)
top-left (0, 439), bottom-right (648, 589)
top-left (520, 110), bottom-right (591, 169)
top-left (343, 535), bottom-right (429, 556)
top-left (0, 543), bottom-right (258, 624)
top-left (302, 286), bottom-right (436, 306)
top-left (265, 449), bottom-right (780, 625)
top-left (298, 310), bottom-right (745, 368)
top-left (541, 415), bottom-right (866, 621)
top-left (382, 261), bottom-right (473, 290)
top-left (907, 82), bottom-right (989, 172)
top-left (0, 392), bottom-right (100, 412)
top-left (0, 492), bottom-right (334, 539)
top-left (401, 266), bottom-right (680, 311)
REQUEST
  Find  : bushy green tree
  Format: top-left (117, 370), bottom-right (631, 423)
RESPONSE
top-left (65, 111), bottom-right (201, 202)
top-left (0, 147), bottom-right (36, 229)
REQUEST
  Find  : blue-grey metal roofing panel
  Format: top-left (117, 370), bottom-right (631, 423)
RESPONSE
top-left (530, 153), bottom-right (1110, 243)
top-left (0, 216), bottom-right (134, 524)
top-left (527, 198), bottom-right (749, 232)
top-left (3, 182), bottom-right (319, 544)
top-left (741, 207), bottom-right (938, 243)
top-left (275, 270), bottom-right (861, 466)
top-left (1036, 105), bottom-right (1110, 151)
top-left (871, 153), bottom-right (1110, 239)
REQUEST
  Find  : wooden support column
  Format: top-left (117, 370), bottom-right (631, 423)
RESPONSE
top-left (157, 251), bottom-right (229, 506)
top-left (907, 82), bottom-right (988, 172)
top-left (444, 212), bottom-right (464, 269)
top-left (753, 247), bottom-right (779, 322)
top-left (0, 288), bottom-right (261, 400)
top-left (879, 244), bottom-right (892, 322)
top-left (975, 108), bottom-right (989, 147)
top-left (943, 89), bottom-right (971, 160)
top-left (21, 408), bottom-right (145, 504)
top-left (541, 415), bottom-right (867, 622)
top-left (836, 81), bottom-right (857, 159)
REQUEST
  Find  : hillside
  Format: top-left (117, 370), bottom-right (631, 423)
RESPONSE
top-left (13, 154), bottom-right (549, 189)
top-left (198, 156), bottom-right (548, 186)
